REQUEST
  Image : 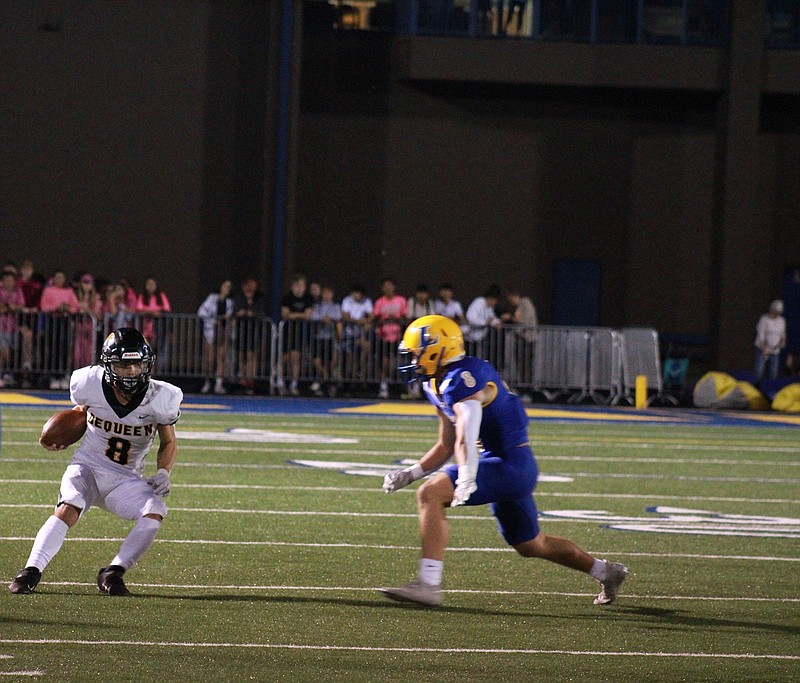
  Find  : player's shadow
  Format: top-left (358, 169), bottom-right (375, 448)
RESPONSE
top-left (0, 615), bottom-right (106, 629)
top-left (606, 605), bottom-right (800, 637)
top-left (132, 591), bottom-right (567, 618)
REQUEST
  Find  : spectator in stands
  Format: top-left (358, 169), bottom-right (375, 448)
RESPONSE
top-left (73, 273), bottom-right (103, 370)
top-left (340, 283), bottom-right (373, 383)
top-left (39, 269), bottom-right (79, 389)
top-left (434, 283), bottom-right (466, 326)
top-left (465, 284), bottom-right (502, 357)
top-left (310, 284), bottom-right (342, 397)
top-left (103, 282), bottom-right (133, 331)
top-left (407, 284), bottom-right (436, 320)
top-left (136, 276), bottom-right (171, 368)
top-left (754, 299), bottom-right (786, 381)
top-left (507, 289), bottom-right (538, 387)
top-left (372, 277), bottom-right (407, 399)
top-left (0, 270), bottom-right (25, 387)
top-left (197, 279), bottom-right (234, 394)
top-left (403, 284), bottom-right (436, 398)
top-left (18, 259), bottom-right (44, 310)
top-left (503, 0), bottom-right (528, 34)
top-left (15, 260), bottom-right (42, 383)
top-left (279, 274), bottom-right (314, 396)
top-left (119, 277), bottom-right (138, 311)
top-left (309, 280), bottom-right (322, 306)
top-left (233, 277), bottom-right (267, 395)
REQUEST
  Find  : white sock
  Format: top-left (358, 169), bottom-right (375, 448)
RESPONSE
top-left (419, 558), bottom-right (443, 586)
top-left (26, 515), bottom-right (69, 571)
top-left (111, 517), bottom-right (161, 570)
top-left (589, 559), bottom-right (607, 580)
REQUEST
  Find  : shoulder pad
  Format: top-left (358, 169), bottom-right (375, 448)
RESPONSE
top-left (149, 381), bottom-right (184, 425)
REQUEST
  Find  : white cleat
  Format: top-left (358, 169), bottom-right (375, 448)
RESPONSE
top-left (594, 561), bottom-right (629, 605)
top-left (381, 580), bottom-right (442, 607)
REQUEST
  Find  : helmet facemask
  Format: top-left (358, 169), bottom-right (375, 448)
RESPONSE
top-left (100, 329), bottom-right (155, 396)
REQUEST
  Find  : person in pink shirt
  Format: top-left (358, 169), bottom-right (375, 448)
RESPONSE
top-left (372, 277), bottom-right (407, 399)
top-left (0, 270), bottom-right (26, 386)
top-left (39, 269), bottom-right (80, 389)
top-left (74, 273), bottom-right (103, 369)
top-left (135, 276), bottom-right (171, 362)
top-left (119, 277), bottom-right (138, 311)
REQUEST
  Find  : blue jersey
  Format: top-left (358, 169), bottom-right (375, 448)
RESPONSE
top-left (422, 356), bottom-right (529, 453)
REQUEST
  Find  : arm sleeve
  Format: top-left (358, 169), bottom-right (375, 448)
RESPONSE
top-left (456, 399), bottom-right (482, 477)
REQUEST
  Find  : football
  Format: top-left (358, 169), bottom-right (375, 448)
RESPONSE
top-left (40, 409), bottom-right (87, 449)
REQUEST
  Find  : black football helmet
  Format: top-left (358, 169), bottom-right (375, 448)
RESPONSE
top-left (100, 328), bottom-right (155, 395)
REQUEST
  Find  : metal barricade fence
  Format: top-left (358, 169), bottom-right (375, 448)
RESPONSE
top-left (276, 319), bottom-right (406, 394)
top-left (0, 311), bottom-right (663, 404)
top-left (617, 327), bottom-right (672, 406)
top-left (587, 329), bottom-right (624, 404)
top-left (0, 310), bottom-right (99, 389)
top-left (100, 313), bottom-right (278, 392)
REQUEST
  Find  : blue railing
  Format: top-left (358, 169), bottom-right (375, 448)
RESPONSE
top-left (395, 0), bottom-right (730, 45)
top-left (304, 1), bottom-right (800, 49)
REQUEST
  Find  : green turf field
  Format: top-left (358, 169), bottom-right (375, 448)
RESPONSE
top-left (1, 405), bottom-right (799, 682)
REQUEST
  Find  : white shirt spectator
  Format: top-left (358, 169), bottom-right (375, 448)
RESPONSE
top-left (341, 294), bottom-right (373, 338)
top-left (754, 313), bottom-right (786, 354)
top-left (465, 296), bottom-right (499, 341)
top-left (435, 298), bottom-right (464, 321)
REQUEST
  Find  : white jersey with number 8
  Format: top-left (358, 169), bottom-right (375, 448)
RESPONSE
top-left (69, 366), bottom-right (182, 477)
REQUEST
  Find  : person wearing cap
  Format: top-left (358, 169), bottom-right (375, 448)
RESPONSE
top-left (754, 299), bottom-right (787, 381)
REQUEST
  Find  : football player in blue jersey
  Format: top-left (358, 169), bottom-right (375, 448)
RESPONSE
top-left (381, 315), bottom-right (628, 607)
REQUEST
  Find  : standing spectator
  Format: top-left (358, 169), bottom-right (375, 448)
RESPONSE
top-left (16, 260), bottom-right (43, 383)
top-left (465, 284), bottom-right (502, 358)
top-left (119, 277), bottom-right (138, 312)
top-left (73, 273), bottom-right (103, 370)
top-left (18, 259), bottom-right (44, 311)
top-left (102, 282), bottom-right (133, 332)
top-left (136, 276), bottom-right (171, 368)
top-left (406, 284), bottom-right (436, 320)
top-left (310, 284), bottom-right (342, 396)
top-left (279, 274), bottom-right (314, 396)
top-left (309, 280), bottom-right (322, 306)
top-left (0, 270), bottom-right (25, 387)
top-left (197, 279), bottom-right (234, 394)
top-left (404, 284), bottom-right (436, 398)
top-left (434, 283), bottom-right (466, 326)
top-left (507, 289), bottom-right (538, 387)
top-left (233, 277), bottom-right (267, 395)
top-left (39, 269), bottom-right (79, 389)
top-left (372, 277), bottom-right (407, 399)
top-left (340, 284), bottom-right (373, 383)
top-left (754, 299), bottom-right (787, 381)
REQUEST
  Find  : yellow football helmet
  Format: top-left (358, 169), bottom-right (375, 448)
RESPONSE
top-left (398, 314), bottom-right (465, 381)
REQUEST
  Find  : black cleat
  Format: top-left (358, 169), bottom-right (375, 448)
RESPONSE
top-left (97, 565), bottom-right (131, 596)
top-left (10, 566), bottom-right (41, 594)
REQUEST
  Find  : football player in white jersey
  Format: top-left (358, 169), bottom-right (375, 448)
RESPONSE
top-left (9, 328), bottom-right (183, 596)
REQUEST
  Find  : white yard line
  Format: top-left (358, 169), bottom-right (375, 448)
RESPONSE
top-left (1, 480), bottom-right (798, 504)
top-left (3, 442), bottom-right (800, 461)
top-left (2, 459), bottom-right (799, 482)
top-left (0, 535), bottom-right (798, 563)
top-left (0, 639), bottom-right (795, 660)
top-left (0, 673), bottom-right (43, 678)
